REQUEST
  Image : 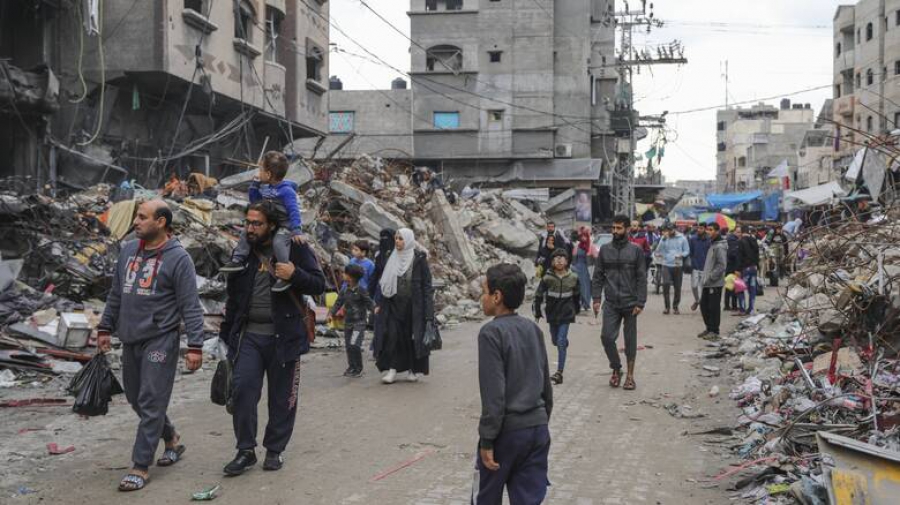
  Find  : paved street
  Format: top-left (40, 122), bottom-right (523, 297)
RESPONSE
top-left (4, 284), bottom-right (742, 504)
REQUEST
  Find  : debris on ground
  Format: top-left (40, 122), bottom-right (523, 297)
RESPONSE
top-left (693, 206), bottom-right (900, 504)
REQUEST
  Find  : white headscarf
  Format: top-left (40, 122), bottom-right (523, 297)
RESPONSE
top-left (379, 228), bottom-right (417, 299)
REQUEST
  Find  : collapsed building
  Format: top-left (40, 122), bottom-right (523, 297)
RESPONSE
top-left (0, 0), bottom-right (330, 191)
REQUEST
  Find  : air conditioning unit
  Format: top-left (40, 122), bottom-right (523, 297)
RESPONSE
top-left (554, 144), bottom-right (573, 158)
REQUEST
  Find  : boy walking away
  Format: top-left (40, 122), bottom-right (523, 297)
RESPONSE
top-left (473, 264), bottom-right (553, 505)
top-left (698, 223), bottom-right (727, 339)
top-left (534, 249), bottom-right (580, 385)
top-left (348, 241), bottom-right (376, 295)
top-left (221, 151), bottom-right (303, 293)
top-left (328, 264), bottom-right (374, 377)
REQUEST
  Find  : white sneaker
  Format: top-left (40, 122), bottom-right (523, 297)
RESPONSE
top-left (406, 372), bottom-right (419, 383)
top-left (382, 369), bottom-right (397, 384)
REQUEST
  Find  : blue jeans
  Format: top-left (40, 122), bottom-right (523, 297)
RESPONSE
top-left (743, 266), bottom-right (758, 313)
top-left (736, 291), bottom-right (745, 312)
top-left (549, 323), bottom-right (570, 372)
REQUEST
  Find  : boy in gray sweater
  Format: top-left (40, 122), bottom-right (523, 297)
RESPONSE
top-left (473, 264), bottom-right (553, 505)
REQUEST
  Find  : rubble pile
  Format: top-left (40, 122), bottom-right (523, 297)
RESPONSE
top-left (0, 155), bottom-right (546, 386)
top-left (701, 210), bottom-right (900, 503)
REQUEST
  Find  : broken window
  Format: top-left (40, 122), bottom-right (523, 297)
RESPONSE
top-left (307, 42), bottom-right (324, 82)
top-left (426, 45), bottom-right (463, 72)
top-left (234, 0), bottom-right (254, 40)
top-left (489, 51), bottom-right (502, 63)
top-left (488, 110), bottom-right (503, 122)
top-left (185, 0), bottom-right (203, 12)
top-left (867, 22), bottom-right (873, 41)
top-left (265, 6), bottom-right (284, 64)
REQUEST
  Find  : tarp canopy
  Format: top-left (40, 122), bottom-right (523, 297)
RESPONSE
top-left (705, 191), bottom-right (763, 209)
top-left (784, 181), bottom-right (847, 207)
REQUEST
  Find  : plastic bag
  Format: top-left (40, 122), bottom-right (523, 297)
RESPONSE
top-left (423, 320), bottom-right (442, 351)
top-left (67, 353), bottom-right (123, 416)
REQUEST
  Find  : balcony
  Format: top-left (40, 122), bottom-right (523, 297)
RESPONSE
top-left (835, 49), bottom-right (854, 72)
top-left (263, 61), bottom-right (286, 116)
top-left (834, 95), bottom-right (855, 117)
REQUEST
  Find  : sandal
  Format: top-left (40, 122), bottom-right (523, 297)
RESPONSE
top-left (609, 369), bottom-right (621, 388)
top-left (157, 444), bottom-right (186, 467)
top-left (118, 472), bottom-right (149, 492)
top-left (623, 377), bottom-right (636, 390)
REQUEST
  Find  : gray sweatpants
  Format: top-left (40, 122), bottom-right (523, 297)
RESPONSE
top-left (600, 304), bottom-right (638, 371)
top-left (121, 332), bottom-right (180, 468)
top-left (690, 270), bottom-right (703, 304)
top-left (231, 227), bottom-right (293, 265)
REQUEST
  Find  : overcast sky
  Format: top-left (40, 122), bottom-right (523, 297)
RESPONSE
top-left (328, 0), bottom-right (844, 184)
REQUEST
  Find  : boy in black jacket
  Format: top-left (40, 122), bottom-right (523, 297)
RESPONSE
top-left (474, 264), bottom-right (553, 505)
top-left (534, 248), bottom-right (581, 385)
top-left (328, 264), bottom-right (374, 377)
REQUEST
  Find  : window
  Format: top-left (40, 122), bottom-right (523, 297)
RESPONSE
top-left (836, 42), bottom-right (842, 57)
top-left (867, 68), bottom-right (874, 85)
top-left (738, 156), bottom-right (747, 168)
top-left (895, 60), bottom-right (900, 76)
top-left (857, 28), bottom-right (861, 43)
top-left (856, 72), bottom-right (861, 88)
top-left (894, 112), bottom-right (900, 127)
top-left (265, 7), bottom-right (284, 64)
top-left (867, 116), bottom-right (874, 132)
top-left (717, 142), bottom-right (726, 152)
top-left (446, 0), bottom-right (463, 9)
top-left (425, 0), bottom-right (437, 10)
top-left (433, 111), bottom-right (460, 129)
top-left (896, 10), bottom-right (900, 26)
top-left (488, 110), bottom-right (503, 122)
top-left (717, 121), bottom-right (725, 131)
top-left (185, 0), bottom-right (203, 12)
top-left (426, 45), bottom-right (463, 72)
top-left (835, 85), bottom-right (841, 98)
top-left (426, 0), bottom-right (462, 10)
top-left (329, 112), bottom-right (355, 133)
top-left (234, 1), bottom-right (254, 40)
top-left (884, 66), bottom-right (889, 81)
top-left (306, 41), bottom-right (324, 81)
top-left (867, 22), bottom-right (873, 41)
top-left (488, 51), bottom-right (502, 63)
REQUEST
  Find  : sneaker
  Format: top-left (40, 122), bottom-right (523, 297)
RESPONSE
top-left (406, 372), bottom-right (419, 383)
top-left (381, 369), bottom-right (397, 384)
top-left (262, 451), bottom-right (283, 471)
top-left (271, 279), bottom-right (291, 293)
top-left (691, 302), bottom-right (699, 311)
top-left (342, 367), bottom-right (354, 377)
top-left (673, 308), bottom-right (680, 315)
top-left (346, 368), bottom-right (362, 378)
top-left (697, 331), bottom-right (710, 338)
top-left (223, 450), bottom-right (257, 476)
top-left (219, 262), bottom-right (246, 274)
top-left (551, 371), bottom-right (563, 385)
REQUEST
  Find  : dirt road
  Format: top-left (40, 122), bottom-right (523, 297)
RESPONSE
top-left (2, 285), bottom-right (743, 504)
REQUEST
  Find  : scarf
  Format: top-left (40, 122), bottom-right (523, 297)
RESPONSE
top-left (578, 227), bottom-right (591, 252)
top-left (374, 228), bottom-right (396, 280)
top-left (379, 228), bottom-right (417, 299)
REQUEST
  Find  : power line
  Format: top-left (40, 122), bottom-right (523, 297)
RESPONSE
top-left (670, 84), bottom-right (833, 115)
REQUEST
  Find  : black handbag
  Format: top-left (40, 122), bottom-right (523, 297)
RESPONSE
top-left (211, 330), bottom-right (244, 414)
top-left (423, 320), bottom-right (442, 351)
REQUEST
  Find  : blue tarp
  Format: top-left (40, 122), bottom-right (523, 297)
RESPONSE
top-left (705, 191), bottom-right (763, 210)
top-left (762, 192), bottom-right (781, 221)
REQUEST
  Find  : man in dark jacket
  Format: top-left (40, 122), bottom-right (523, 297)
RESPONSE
top-left (592, 215), bottom-right (647, 391)
top-left (699, 223), bottom-right (728, 338)
top-left (736, 226), bottom-right (760, 314)
top-left (219, 202), bottom-right (326, 475)
top-left (688, 223), bottom-right (711, 312)
top-left (98, 200), bottom-right (204, 492)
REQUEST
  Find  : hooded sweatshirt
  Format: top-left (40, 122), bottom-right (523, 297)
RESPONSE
top-left (99, 238), bottom-right (205, 348)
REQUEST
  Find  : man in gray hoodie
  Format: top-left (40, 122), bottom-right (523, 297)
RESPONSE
top-left (98, 200), bottom-right (204, 492)
top-left (699, 223), bottom-right (728, 338)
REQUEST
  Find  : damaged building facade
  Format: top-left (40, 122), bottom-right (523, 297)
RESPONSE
top-left (0, 0), bottom-right (329, 190)
top-left (298, 0), bottom-right (648, 223)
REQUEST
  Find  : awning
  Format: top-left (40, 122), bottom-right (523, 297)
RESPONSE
top-left (784, 181), bottom-right (847, 207)
top-left (705, 191), bottom-right (763, 209)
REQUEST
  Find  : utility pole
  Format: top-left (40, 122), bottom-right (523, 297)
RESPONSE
top-left (598, 0), bottom-right (687, 218)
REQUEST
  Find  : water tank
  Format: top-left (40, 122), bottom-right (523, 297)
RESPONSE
top-left (792, 104), bottom-right (803, 110)
top-left (780, 99), bottom-right (791, 110)
top-left (804, 103), bottom-right (812, 109)
top-left (391, 78), bottom-right (408, 90)
top-left (329, 76), bottom-right (343, 90)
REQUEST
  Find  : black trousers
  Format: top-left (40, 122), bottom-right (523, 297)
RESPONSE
top-left (471, 425), bottom-right (551, 505)
top-left (700, 287), bottom-right (723, 334)
top-left (231, 332), bottom-right (301, 454)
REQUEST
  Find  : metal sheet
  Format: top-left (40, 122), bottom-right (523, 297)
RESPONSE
top-left (817, 431), bottom-right (900, 505)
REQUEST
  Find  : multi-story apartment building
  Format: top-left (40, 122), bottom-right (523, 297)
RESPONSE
top-left (715, 101), bottom-right (815, 192)
top-left (303, 0), bottom-right (621, 186)
top-left (832, 0), bottom-right (900, 169)
top-left (1, 0), bottom-right (328, 187)
top-left (796, 100), bottom-right (836, 190)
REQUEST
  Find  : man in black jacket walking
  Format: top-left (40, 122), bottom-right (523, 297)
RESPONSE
top-left (592, 215), bottom-right (647, 391)
top-left (736, 226), bottom-right (760, 315)
top-left (219, 202), bottom-right (326, 475)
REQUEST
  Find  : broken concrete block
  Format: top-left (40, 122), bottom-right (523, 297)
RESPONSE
top-left (360, 201), bottom-right (406, 234)
top-left (508, 200), bottom-right (544, 228)
top-left (478, 220), bottom-right (539, 255)
top-left (429, 190), bottom-right (479, 276)
top-left (330, 180), bottom-right (375, 206)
